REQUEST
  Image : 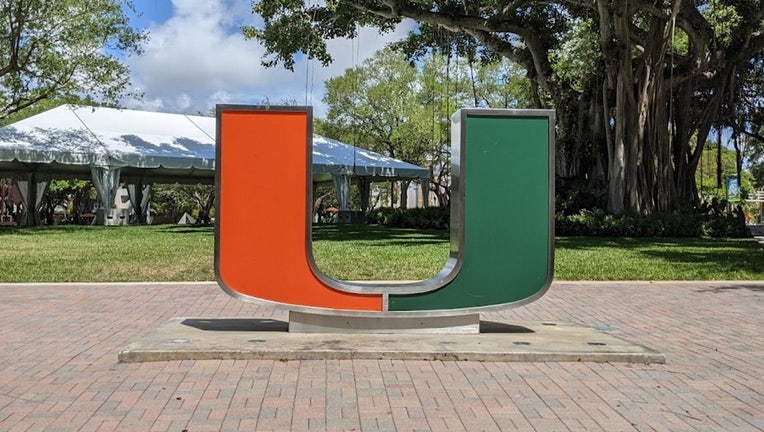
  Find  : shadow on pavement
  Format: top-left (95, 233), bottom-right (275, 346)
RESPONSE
top-left (181, 318), bottom-right (288, 332)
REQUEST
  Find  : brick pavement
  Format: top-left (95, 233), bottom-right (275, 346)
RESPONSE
top-left (0, 280), bottom-right (762, 431)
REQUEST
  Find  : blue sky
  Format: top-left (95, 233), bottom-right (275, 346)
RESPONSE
top-left (121, 0), bottom-right (414, 117)
top-left (128, 0), bottom-right (174, 29)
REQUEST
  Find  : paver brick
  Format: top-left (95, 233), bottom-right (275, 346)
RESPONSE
top-left (1, 281), bottom-right (763, 431)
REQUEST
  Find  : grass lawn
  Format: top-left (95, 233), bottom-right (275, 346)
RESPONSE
top-left (554, 237), bottom-right (764, 280)
top-left (0, 224), bottom-right (762, 282)
top-left (0, 225), bottom-right (215, 282)
top-left (311, 225), bottom-right (449, 281)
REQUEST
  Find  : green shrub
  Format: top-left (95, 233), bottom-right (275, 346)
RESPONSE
top-left (367, 206), bottom-right (449, 230)
top-left (368, 200), bottom-right (750, 238)
top-left (555, 200), bottom-right (751, 238)
top-left (556, 177), bottom-right (607, 216)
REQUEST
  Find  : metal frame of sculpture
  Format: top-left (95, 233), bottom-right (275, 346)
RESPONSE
top-left (215, 105), bottom-right (554, 330)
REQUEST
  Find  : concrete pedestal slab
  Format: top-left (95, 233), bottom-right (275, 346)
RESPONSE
top-left (288, 311), bottom-right (481, 334)
top-left (118, 318), bottom-right (665, 364)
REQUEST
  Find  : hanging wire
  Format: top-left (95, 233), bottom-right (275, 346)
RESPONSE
top-left (445, 38), bottom-right (451, 125)
top-left (305, 56), bottom-right (311, 105)
top-left (351, 24), bottom-right (360, 175)
top-left (305, 0), bottom-right (318, 105)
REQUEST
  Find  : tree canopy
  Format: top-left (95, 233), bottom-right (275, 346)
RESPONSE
top-left (247, 0), bottom-right (764, 215)
top-left (0, 0), bottom-right (145, 119)
top-left (316, 47), bottom-right (533, 207)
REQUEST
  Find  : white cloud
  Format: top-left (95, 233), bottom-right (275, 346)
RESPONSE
top-left (124, 0), bottom-right (415, 117)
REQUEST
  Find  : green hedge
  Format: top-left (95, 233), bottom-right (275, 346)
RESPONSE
top-left (366, 207), bottom-right (449, 230)
top-left (555, 202), bottom-right (750, 238)
top-left (367, 200), bottom-right (750, 238)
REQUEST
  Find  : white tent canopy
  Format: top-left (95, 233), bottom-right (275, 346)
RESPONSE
top-left (312, 135), bottom-right (428, 181)
top-left (0, 105), bottom-right (217, 184)
top-left (0, 105), bottom-right (429, 224)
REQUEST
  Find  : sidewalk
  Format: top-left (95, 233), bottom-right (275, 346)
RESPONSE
top-left (749, 224), bottom-right (764, 248)
top-left (1, 281), bottom-right (762, 431)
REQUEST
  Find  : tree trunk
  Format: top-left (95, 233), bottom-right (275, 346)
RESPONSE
top-left (390, 181), bottom-right (398, 208)
top-left (598, 1), bottom-right (708, 214)
top-left (603, 3), bottom-right (635, 214)
top-left (194, 190), bottom-right (215, 224)
top-left (399, 180), bottom-right (411, 209)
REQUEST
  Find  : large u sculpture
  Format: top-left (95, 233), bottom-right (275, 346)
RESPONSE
top-left (215, 105), bottom-right (555, 332)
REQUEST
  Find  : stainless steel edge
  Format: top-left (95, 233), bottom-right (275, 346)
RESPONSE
top-left (448, 108), bottom-right (556, 309)
top-left (214, 105), bottom-right (555, 317)
top-left (305, 111), bottom-right (465, 296)
top-left (214, 104), bottom-right (315, 307)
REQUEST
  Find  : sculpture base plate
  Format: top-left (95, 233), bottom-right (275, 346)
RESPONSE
top-left (287, 311), bottom-right (480, 334)
top-left (118, 317), bottom-right (665, 364)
